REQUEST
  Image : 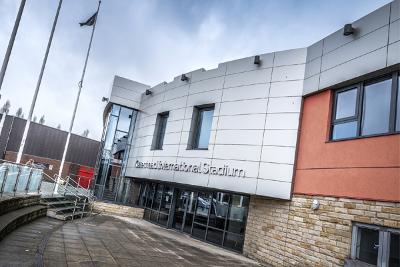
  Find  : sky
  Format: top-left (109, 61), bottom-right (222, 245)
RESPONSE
top-left (0, 0), bottom-right (392, 141)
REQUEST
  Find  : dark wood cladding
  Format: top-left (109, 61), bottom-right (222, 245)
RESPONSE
top-left (0, 115), bottom-right (100, 167)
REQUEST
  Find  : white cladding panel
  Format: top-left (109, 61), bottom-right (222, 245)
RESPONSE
top-left (116, 1), bottom-right (396, 200)
top-left (303, 0), bottom-right (399, 95)
top-left (125, 48), bottom-right (306, 200)
top-left (108, 76), bottom-right (150, 109)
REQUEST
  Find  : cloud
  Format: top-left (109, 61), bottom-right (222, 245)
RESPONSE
top-left (0, 0), bottom-right (392, 140)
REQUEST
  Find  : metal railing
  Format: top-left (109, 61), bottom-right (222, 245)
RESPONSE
top-left (40, 172), bottom-right (93, 220)
top-left (57, 174), bottom-right (95, 201)
top-left (0, 159), bottom-right (43, 197)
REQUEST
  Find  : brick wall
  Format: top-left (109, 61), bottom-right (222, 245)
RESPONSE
top-left (243, 194), bottom-right (400, 267)
top-left (4, 151), bottom-right (90, 178)
top-left (92, 201), bottom-right (144, 219)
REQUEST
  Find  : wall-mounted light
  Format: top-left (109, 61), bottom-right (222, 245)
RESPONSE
top-left (145, 89), bottom-right (152, 95)
top-left (311, 199), bottom-right (320, 210)
top-left (101, 97), bottom-right (109, 102)
top-left (254, 55), bottom-right (261, 65)
top-left (343, 24), bottom-right (355, 36)
top-left (181, 74), bottom-right (189, 81)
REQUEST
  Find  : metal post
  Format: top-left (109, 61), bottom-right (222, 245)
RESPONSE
top-left (81, 198), bottom-right (86, 219)
top-left (37, 172), bottom-right (43, 194)
top-left (25, 168), bottom-right (33, 194)
top-left (0, 166), bottom-right (9, 197)
top-left (55, 1), bottom-right (102, 193)
top-left (12, 166), bottom-right (22, 196)
top-left (16, 0), bottom-right (63, 163)
top-left (0, 0), bottom-right (26, 93)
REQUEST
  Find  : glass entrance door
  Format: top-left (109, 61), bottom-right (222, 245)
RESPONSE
top-left (172, 189), bottom-right (197, 233)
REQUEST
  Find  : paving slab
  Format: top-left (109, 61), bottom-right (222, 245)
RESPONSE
top-left (0, 215), bottom-right (261, 266)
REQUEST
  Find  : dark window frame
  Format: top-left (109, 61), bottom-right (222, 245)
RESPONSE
top-left (351, 222), bottom-right (400, 267)
top-left (152, 111), bottom-right (169, 150)
top-left (331, 72), bottom-right (400, 141)
top-left (188, 104), bottom-right (215, 150)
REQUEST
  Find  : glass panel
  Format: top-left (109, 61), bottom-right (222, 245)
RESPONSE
top-left (206, 227), bottom-right (223, 245)
top-left (208, 192), bottom-right (229, 230)
top-left (158, 213), bottom-right (169, 227)
top-left (397, 76), bottom-right (400, 132)
top-left (223, 232), bottom-right (244, 252)
top-left (145, 183), bottom-right (156, 208)
top-left (150, 210), bottom-right (158, 222)
top-left (194, 192), bottom-right (211, 225)
top-left (28, 169), bottom-right (42, 192)
top-left (389, 233), bottom-right (400, 267)
top-left (196, 108), bottom-right (214, 149)
top-left (156, 114), bottom-right (168, 149)
top-left (139, 184), bottom-right (148, 207)
top-left (15, 166), bottom-right (31, 192)
top-left (104, 116), bottom-right (118, 150)
top-left (160, 185), bottom-right (173, 213)
top-left (144, 209), bottom-right (151, 220)
top-left (361, 78), bottom-right (392, 135)
top-left (111, 105), bottom-right (120, 116)
top-left (117, 107), bottom-right (133, 132)
top-left (226, 195), bottom-right (249, 235)
top-left (356, 227), bottom-right (379, 265)
top-left (173, 189), bottom-right (186, 230)
top-left (192, 223), bottom-right (206, 240)
top-left (335, 88), bottom-right (357, 120)
top-left (152, 184), bottom-right (163, 210)
top-left (183, 191), bottom-right (197, 234)
top-left (3, 164), bottom-right (19, 192)
top-left (332, 121), bottom-right (357, 140)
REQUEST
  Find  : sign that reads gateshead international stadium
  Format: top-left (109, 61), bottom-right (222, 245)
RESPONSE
top-left (135, 160), bottom-right (245, 178)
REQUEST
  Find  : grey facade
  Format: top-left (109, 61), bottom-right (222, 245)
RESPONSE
top-left (0, 115), bottom-right (100, 167)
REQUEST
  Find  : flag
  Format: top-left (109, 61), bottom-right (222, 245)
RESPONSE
top-left (79, 12), bottom-right (97, 27)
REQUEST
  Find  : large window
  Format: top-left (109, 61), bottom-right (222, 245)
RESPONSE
top-left (351, 223), bottom-right (400, 267)
top-left (331, 72), bottom-right (399, 140)
top-left (189, 104), bottom-right (214, 149)
top-left (152, 112), bottom-right (169, 150)
top-left (139, 181), bottom-right (249, 252)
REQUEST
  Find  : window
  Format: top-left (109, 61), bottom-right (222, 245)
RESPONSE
top-left (152, 112), bottom-right (169, 150)
top-left (351, 223), bottom-right (400, 267)
top-left (189, 105), bottom-right (214, 149)
top-left (331, 72), bottom-right (400, 140)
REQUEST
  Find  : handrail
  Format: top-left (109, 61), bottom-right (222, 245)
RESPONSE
top-left (41, 172), bottom-right (82, 200)
top-left (53, 174), bottom-right (95, 201)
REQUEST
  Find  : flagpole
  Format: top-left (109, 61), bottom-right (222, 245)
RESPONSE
top-left (16, 0), bottom-right (63, 164)
top-left (55, 1), bottom-right (102, 193)
top-left (0, 0), bottom-right (26, 95)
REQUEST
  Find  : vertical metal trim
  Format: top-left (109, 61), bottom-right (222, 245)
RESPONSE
top-left (381, 231), bottom-right (390, 267)
top-left (350, 224), bottom-right (358, 259)
top-left (389, 72), bottom-right (399, 132)
top-left (378, 230), bottom-right (385, 267)
top-left (190, 191), bottom-right (197, 236)
top-left (357, 82), bottom-right (364, 136)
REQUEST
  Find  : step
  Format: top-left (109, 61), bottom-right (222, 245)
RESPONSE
top-left (43, 200), bottom-right (76, 206)
top-left (0, 205), bottom-right (47, 241)
top-left (0, 194), bottom-right (41, 216)
top-left (48, 206), bottom-right (82, 213)
top-left (47, 210), bottom-right (87, 221)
